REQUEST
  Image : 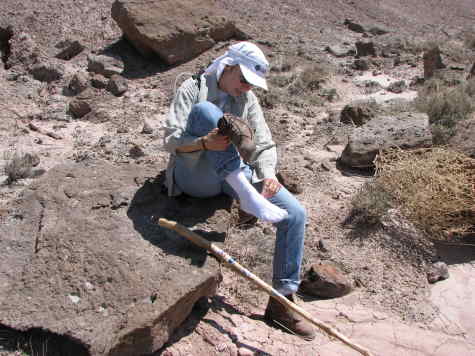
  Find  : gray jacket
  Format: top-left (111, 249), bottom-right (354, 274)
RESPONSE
top-left (163, 73), bottom-right (277, 196)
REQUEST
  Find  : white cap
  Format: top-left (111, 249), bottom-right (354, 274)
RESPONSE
top-left (205, 41), bottom-right (270, 90)
top-left (228, 42), bottom-right (269, 90)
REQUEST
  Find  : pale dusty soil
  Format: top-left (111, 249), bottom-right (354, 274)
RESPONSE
top-left (1, 1), bottom-right (474, 355)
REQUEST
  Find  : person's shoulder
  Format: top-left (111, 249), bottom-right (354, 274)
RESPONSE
top-left (176, 76), bottom-right (199, 97)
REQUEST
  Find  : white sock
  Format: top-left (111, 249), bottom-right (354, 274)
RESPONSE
top-left (225, 169), bottom-right (288, 223)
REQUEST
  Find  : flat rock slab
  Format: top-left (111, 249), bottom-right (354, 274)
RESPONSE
top-left (339, 112), bottom-right (433, 168)
top-left (111, 0), bottom-right (243, 65)
top-left (0, 160), bottom-right (221, 356)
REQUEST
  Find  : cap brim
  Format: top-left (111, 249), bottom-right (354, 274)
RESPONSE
top-left (239, 64), bottom-right (268, 90)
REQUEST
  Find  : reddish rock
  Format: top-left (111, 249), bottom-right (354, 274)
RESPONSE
top-left (299, 262), bottom-right (352, 298)
top-left (111, 0), bottom-right (245, 65)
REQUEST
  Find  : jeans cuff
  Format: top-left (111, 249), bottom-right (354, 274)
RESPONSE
top-left (273, 279), bottom-right (300, 296)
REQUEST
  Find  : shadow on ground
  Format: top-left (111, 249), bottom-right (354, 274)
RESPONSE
top-left (128, 171), bottom-right (233, 267)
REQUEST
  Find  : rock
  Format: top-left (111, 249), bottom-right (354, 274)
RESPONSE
top-left (142, 119), bottom-right (153, 134)
top-left (427, 262), bottom-right (449, 283)
top-left (344, 19), bottom-right (365, 33)
top-left (339, 112), bottom-right (433, 168)
top-left (352, 58), bottom-right (369, 71)
top-left (111, 0), bottom-right (245, 65)
top-left (340, 99), bottom-right (378, 127)
top-left (368, 25), bottom-right (390, 36)
top-left (67, 72), bottom-right (89, 95)
top-left (106, 74), bottom-right (128, 96)
top-left (276, 171), bottom-right (303, 194)
top-left (355, 41), bottom-right (377, 57)
top-left (325, 44), bottom-right (355, 58)
top-left (29, 62), bottom-right (64, 82)
top-left (69, 99), bottom-right (92, 118)
top-left (55, 39), bottom-right (85, 60)
top-left (90, 74), bottom-right (108, 89)
top-left (299, 262), bottom-right (352, 298)
top-left (129, 144), bottom-right (145, 158)
top-left (0, 161), bottom-right (221, 356)
top-left (87, 54), bottom-right (123, 78)
top-left (423, 46), bottom-right (445, 79)
top-left (387, 80), bottom-right (407, 93)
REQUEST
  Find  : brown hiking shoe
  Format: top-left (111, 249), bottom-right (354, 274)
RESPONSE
top-left (264, 295), bottom-right (316, 340)
top-left (217, 113), bottom-right (255, 163)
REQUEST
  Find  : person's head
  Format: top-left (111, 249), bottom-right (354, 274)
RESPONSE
top-left (205, 42), bottom-right (269, 97)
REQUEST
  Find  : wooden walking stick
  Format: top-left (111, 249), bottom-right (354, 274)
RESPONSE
top-left (157, 218), bottom-right (374, 356)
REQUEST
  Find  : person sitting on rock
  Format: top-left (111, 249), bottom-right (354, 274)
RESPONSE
top-left (163, 41), bottom-right (315, 340)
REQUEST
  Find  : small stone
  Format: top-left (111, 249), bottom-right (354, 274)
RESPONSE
top-left (87, 54), bottom-right (124, 78)
top-left (317, 239), bottom-right (328, 252)
top-left (68, 72), bottom-right (89, 95)
top-left (427, 261), bottom-right (449, 284)
top-left (106, 75), bottom-right (128, 96)
top-left (68, 295), bottom-right (80, 304)
top-left (129, 144), bottom-right (145, 158)
top-left (387, 80), bottom-right (407, 94)
top-left (91, 74), bottom-right (108, 89)
top-left (69, 99), bottom-right (92, 118)
top-left (55, 39), bottom-right (85, 60)
top-left (141, 119), bottom-right (153, 134)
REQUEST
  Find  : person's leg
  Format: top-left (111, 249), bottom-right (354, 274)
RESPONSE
top-left (266, 186), bottom-right (306, 295)
top-left (262, 186), bottom-right (315, 339)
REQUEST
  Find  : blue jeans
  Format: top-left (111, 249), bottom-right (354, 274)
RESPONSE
top-left (175, 101), bottom-right (306, 295)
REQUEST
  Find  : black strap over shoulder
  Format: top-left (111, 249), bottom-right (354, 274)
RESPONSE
top-left (192, 68), bottom-right (206, 89)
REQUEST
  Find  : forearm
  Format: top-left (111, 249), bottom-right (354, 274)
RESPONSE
top-left (176, 137), bottom-right (207, 153)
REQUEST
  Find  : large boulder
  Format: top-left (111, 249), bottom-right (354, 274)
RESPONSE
top-left (339, 112), bottom-right (433, 168)
top-left (111, 0), bottom-right (245, 65)
top-left (0, 161), bottom-right (221, 356)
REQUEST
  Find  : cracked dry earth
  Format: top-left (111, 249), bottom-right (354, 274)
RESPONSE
top-left (1, 0), bottom-right (475, 355)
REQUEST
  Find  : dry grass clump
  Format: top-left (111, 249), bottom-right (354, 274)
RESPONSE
top-left (415, 78), bottom-right (475, 144)
top-left (374, 148), bottom-right (474, 240)
top-left (350, 181), bottom-right (394, 226)
top-left (3, 150), bottom-right (34, 184)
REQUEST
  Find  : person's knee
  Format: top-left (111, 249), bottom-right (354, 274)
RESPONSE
top-left (190, 101), bottom-right (223, 127)
top-left (287, 200), bottom-right (306, 223)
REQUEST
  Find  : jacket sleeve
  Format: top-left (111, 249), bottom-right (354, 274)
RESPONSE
top-left (163, 78), bottom-right (199, 153)
top-left (246, 92), bottom-right (277, 179)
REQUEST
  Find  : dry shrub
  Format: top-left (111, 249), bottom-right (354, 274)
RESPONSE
top-left (350, 181), bottom-right (394, 226)
top-left (375, 148), bottom-right (475, 240)
top-left (415, 78), bottom-right (474, 143)
top-left (3, 150), bottom-right (34, 183)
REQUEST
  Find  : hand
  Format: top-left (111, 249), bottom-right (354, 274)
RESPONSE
top-left (261, 177), bottom-right (282, 199)
top-left (203, 128), bottom-right (230, 151)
